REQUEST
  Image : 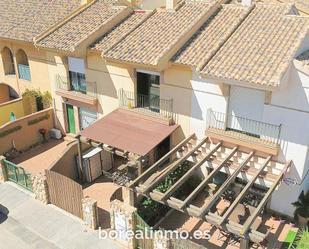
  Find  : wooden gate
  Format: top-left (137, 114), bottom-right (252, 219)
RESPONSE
top-left (134, 212), bottom-right (154, 249)
top-left (45, 170), bottom-right (83, 219)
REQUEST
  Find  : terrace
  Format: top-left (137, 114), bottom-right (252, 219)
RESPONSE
top-left (118, 88), bottom-right (174, 125)
top-left (128, 134), bottom-right (290, 249)
top-left (206, 110), bottom-right (282, 156)
top-left (55, 74), bottom-right (98, 106)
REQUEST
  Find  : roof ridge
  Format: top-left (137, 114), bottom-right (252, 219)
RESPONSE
top-left (33, 0), bottom-right (98, 44)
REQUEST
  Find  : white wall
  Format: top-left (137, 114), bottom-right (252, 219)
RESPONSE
top-left (264, 64), bottom-right (309, 216)
top-left (189, 72), bottom-right (227, 138)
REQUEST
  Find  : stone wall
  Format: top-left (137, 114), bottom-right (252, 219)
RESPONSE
top-left (31, 173), bottom-right (49, 204)
top-left (82, 197), bottom-right (98, 230)
top-left (110, 200), bottom-right (137, 249)
top-left (153, 231), bottom-right (170, 249)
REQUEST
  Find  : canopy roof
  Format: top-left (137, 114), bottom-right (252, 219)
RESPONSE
top-left (79, 108), bottom-right (179, 156)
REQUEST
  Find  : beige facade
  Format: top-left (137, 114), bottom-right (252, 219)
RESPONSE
top-left (0, 41), bottom-right (53, 97)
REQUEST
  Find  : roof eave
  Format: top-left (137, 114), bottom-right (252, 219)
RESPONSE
top-left (201, 73), bottom-right (278, 91)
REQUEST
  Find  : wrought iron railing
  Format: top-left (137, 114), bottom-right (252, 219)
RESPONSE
top-left (56, 74), bottom-right (97, 99)
top-left (118, 88), bottom-right (173, 119)
top-left (3, 159), bottom-right (33, 191)
top-left (207, 109), bottom-right (282, 145)
top-left (18, 64), bottom-right (31, 81)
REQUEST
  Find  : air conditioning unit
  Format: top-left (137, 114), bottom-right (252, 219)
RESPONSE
top-left (49, 128), bottom-right (62, 140)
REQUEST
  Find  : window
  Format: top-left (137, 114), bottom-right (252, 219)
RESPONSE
top-left (136, 71), bottom-right (160, 112)
top-left (78, 108), bottom-right (97, 130)
top-left (68, 57), bottom-right (86, 94)
top-left (1, 47), bottom-right (15, 75)
top-left (69, 71), bottom-right (86, 94)
top-left (16, 49), bottom-right (31, 81)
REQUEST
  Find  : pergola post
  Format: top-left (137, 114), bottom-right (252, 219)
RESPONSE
top-left (76, 135), bottom-right (84, 182)
top-left (240, 236), bottom-right (250, 249)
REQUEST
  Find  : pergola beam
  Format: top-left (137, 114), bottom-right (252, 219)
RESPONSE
top-left (199, 151), bottom-right (255, 217)
top-left (179, 146), bottom-right (239, 210)
top-left (219, 155), bottom-right (272, 226)
top-left (128, 134), bottom-right (196, 188)
top-left (141, 137), bottom-right (209, 194)
top-left (240, 161), bottom-right (291, 236)
top-left (160, 142), bottom-right (223, 201)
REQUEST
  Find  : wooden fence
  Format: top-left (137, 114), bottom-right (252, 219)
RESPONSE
top-left (45, 169), bottom-right (83, 219)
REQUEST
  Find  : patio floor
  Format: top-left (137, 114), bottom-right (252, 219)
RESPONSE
top-left (11, 138), bottom-right (72, 174)
top-left (83, 176), bottom-right (123, 229)
top-left (159, 210), bottom-right (297, 249)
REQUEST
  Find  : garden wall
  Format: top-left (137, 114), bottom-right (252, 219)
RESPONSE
top-left (49, 141), bottom-right (90, 181)
top-left (0, 108), bottom-right (54, 155)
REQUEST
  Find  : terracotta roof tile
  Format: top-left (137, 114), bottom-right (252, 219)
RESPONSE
top-left (104, 1), bottom-right (216, 66)
top-left (173, 4), bottom-right (251, 70)
top-left (201, 4), bottom-right (309, 87)
top-left (0, 0), bottom-right (81, 42)
top-left (91, 11), bottom-right (152, 54)
top-left (37, 0), bottom-right (129, 52)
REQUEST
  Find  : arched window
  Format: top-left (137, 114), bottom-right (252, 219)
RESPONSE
top-left (1, 47), bottom-right (15, 75)
top-left (16, 49), bottom-right (31, 81)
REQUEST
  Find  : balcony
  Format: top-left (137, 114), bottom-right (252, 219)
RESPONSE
top-left (55, 74), bottom-right (98, 106)
top-left (206, 109), bottom-right (282, 155)
top-left (118, 88), bottom-right (174, 125)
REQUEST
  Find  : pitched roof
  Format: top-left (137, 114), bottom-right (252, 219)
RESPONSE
top-left (201, 4), bottom-right (309, 87)
top-left (91, 11), bottom-right (153, 54)
top-left (0, 0), bottom-right (81, 42)
top-left (104, 1), bottom-right (217, 67)
top-left (172, 4), bottom-right (251, 70)
top-left (36, 0), bottom-right (131, 52)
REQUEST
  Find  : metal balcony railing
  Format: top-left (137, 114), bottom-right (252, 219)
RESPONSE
top-left (118, 88), bottom-right (173, 119)
top-left (207, 109), bottom-right (282, 145)
top-left (56, 74), bottom-right (97, 99)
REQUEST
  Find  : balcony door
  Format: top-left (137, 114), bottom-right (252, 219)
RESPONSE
top-left (136, 71), bottom-right (160, 112)
top-left (227, 86), bottom-right (265, 136)
top-left (68, 57), bottom-right (86, 94)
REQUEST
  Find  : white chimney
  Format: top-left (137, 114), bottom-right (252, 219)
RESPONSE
top-left (166, 0), bottom-right (177, 10)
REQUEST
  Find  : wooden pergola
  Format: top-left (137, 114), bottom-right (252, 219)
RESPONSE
top-left (128, 134), bottom-right (290, 249)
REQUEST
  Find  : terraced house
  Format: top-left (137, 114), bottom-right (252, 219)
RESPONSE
top-left (1, 0), bottom-right (309, 249)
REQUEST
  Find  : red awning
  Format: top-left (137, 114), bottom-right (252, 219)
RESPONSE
top-left (80, 109), bottom-right (179, 156)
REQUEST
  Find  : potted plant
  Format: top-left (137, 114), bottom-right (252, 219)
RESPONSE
top-left (292, 191), bottom-right (309, 226)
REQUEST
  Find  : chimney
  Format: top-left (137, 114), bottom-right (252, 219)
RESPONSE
top-left (166, 0), bottom-right (177, 10)
top-left (242, 0), bottom-right (252, 6)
